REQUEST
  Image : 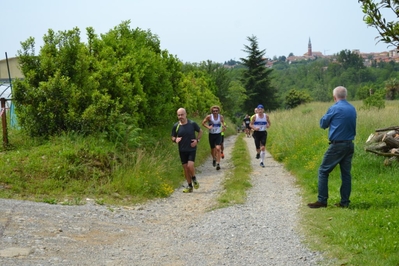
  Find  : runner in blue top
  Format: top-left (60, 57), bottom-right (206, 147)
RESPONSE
top-left (250, 104), bottom-right (271, 168)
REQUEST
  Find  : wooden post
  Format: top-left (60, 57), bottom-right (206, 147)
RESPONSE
top-left (1, 98), bottom-right (8, 147)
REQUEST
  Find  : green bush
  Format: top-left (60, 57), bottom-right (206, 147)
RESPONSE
top-left (362, 89), bottom-right (385, 110)
top-left (285, 88), bottom-right (312, 109)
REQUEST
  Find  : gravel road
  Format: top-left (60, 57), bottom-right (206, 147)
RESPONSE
top-left (0, 135), bottom-right (328, 265)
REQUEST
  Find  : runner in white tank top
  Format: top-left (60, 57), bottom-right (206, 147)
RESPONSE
top-left (201, 105), bottom-right (226, 170)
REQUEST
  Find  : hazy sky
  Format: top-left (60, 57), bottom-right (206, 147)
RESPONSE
top-left (1, 0), bottom-right (395, 63)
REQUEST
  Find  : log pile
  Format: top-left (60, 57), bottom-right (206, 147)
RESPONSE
top-left (365, 126), bottom-right (399, 165)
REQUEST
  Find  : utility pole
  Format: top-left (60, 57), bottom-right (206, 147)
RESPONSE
top-left (1, 97), bottom-right (8, 147)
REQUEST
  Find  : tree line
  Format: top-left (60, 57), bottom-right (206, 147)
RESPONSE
top-left (13, 23), bottom-right (278, 141)
top-left (271, 49), bottom-right (399, 108)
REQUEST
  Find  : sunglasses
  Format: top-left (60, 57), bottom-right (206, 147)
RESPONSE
top-left (212, 110), bottom-right (219, 113)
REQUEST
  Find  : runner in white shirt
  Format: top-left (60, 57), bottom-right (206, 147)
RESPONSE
top-left (201, 105), bottom-right (225, 170)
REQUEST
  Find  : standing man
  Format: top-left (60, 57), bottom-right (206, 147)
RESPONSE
top-left (308, 86), bottom-right (357, 208)
top-left (202, 105), bottom-right (225, 170)
top-left (243, 114), bottom-right (251, 137)
top-left (171, 108), bottom-right (203, 193)
top-left (250, 104), bottom-right (271, 168)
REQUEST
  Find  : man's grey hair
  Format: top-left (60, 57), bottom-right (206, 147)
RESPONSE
top-left (333, 86), bottom-right (347, 99)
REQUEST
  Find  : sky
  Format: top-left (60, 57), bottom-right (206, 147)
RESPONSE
top-left (1, 0), bottom-right (396, 63)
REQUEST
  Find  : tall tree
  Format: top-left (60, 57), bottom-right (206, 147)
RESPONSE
top-left (240, 35), bottom-right (279, 112)
top-left (385, 77), bottom-right (399, 99)
top-left (13, 21), bottom-right (193, 138)
top-left (336, 49), bottom-right (365, 70)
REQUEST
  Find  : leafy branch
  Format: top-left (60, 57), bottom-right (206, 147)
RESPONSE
top-left (359, 0), bottom-right (399, 48)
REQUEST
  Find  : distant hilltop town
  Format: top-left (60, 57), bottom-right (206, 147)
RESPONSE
top-left (224, 38), bottom-right (399, 69)
top-left (266, 38), bottom-right (399, 67)
top-left (282, 38), bottom-right (398, 67)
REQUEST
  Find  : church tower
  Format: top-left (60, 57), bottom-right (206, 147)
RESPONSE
top-left (308, 37), bottom-right (312, 56)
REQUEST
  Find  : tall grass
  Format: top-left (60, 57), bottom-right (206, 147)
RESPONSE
top-left (267, 101), bottom-right (399, 265)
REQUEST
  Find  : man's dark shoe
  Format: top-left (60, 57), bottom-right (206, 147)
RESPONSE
top-left (307, 201), bottom-right (327, 208)
top-left (256, 153), bottom-right (260, 159)
top-left (334, 203), bottom-right (348, 208)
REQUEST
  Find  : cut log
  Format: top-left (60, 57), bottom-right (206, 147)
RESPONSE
top-left (365, 148), bottom-right (399, 157)
top-left (383, 135), bottom-right (399, 148)
top-left (366, 133), bottom-right (385, 143)
top-left (390, 148), bottom-right (399, 154)
top-left (365, 126), bottom-right (399, 165)
top-left (375, 126), bottom-right (399, 132)
top-left (365, 142), bottom-right (390, 153)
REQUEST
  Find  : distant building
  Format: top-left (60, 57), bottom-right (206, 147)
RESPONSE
top-left (0, 57), bottom-right (23, 81)
top-left (284, 38), bottom-right (399, 67)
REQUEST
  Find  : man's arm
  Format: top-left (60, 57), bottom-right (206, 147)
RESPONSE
top-left (197, 128), bottom-right (203, 141)
top-left (320, 107), bottom-right (334, 129)
top-left (266, 114), bottom-right (271, 128)
top-left (171, 125), bottom-right (177, 142)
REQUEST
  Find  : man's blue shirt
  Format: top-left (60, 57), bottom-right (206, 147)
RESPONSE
top-left (320, 100), bottom-right (357, 141)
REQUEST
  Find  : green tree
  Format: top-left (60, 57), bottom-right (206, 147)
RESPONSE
top-left (311, 84), bottom-right (332, 102)
top-left (385, 77), bottom-right (399, 99)
top-left (223, 80), bottom-right (247, 123)
top-left (285, 89), bottom-right (312, 109)
top-left (178, 69), bottom-right (220, 115)
top-left (336, 49), bottom-right (365, 70)
top-left (240, 35), bottom-right (279, 112)
top-left (362, 88), bottom-right (386, 109)
top-left (202, 61), bottom-right (248, 119)
top-left (356, 84), bottom-right (375, 100)
top-left (199, 60), bottom-right (231, 107)
top-left (13, 21), bottom-right (188, 139)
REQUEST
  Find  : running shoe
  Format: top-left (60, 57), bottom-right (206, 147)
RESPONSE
top-left (221, 152), bottom-right (224, 159)
top-left (260, 162), bottom-right (265, 168)
top-left (183, 186), bottom-right (193, 193)
top-left (193, 180), bottom-right (200, 189)
top-left (256, 153), bottom-right (260, 159)
top-left (212, 159), bottom-right (216, 167)
top-left (216, 164), bottom-right (221, 170)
